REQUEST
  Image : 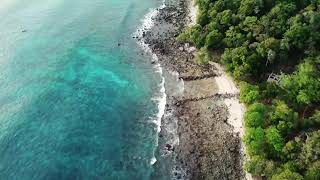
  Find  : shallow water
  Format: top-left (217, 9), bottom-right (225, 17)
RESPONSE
top-left (0, 0), bottom-right (164, 179)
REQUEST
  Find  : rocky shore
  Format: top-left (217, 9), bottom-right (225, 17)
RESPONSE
top-left (143, 0), bottom-right (246, 179)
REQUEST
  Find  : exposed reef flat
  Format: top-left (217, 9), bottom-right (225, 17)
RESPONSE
top-left (143, 0), bottom-right (246, 179)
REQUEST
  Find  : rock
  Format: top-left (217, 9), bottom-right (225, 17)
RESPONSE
top-left (165, 144), bottom-right (172, 149)
top-left (187, 47), bottom-right (197, 53)
top-left (179, 47), bottom-right (184, 51)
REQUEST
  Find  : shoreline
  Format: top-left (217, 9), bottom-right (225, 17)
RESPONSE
top-left (134, 0), bottom-right (168, 166)
top-left (140, 0), bottom-right (247, 179)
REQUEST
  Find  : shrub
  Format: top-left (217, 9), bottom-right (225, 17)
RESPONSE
top-left (266, 126), bottom-right (285, 155)
top-left (194, 47), bottom-right (212, 66)
top-left (240, 82), bottom-right (261, 104)
top-left (271, 169), bottom-right (303, 180)
top-left (244, 127), bottom-right (266, 156)
top-left (305, 161), bottom-right (320, 180)
top-left (244, 103), bottom-right (268, 128)
top-left (205, 30), bottom-right (223, 49)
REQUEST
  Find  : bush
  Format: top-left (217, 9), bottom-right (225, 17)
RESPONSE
top-left (305, 161), bottom-right (320, 180)
top-left (302, 110), bottom-right (320, 129)
top-left (282, 138), bottom-right (302, 161)
top-left (244, 127), bottom-right (266, 156)
top-left (245, 155), bottom-right (267, 176)
top-left (205, 30), bottom-right (223, 49)
top-left (238, 0), bottom-right (263, 16)
top-left (197, 9), bottom-right (209, 26)
top-left (240, 82), bottom-right (261, 104)
top-left (223, 26), bottom-right (246, 47)
top-left (268, 100), bottom-right (298, 135)
top-left (244, 103), bottom-right (268, 127)
top-left (194, 47), bottom-right (212, 66)
top-left (300, 130), bottom-right (320, 167)
top-left (281, 59), bottom-right (320, 107)
top-left (266, 126), bottom-right (285, 155)
top-left (282, 161), bottom-right (299, 172)
top-left (222, 46), bottom-right (257, 80)
top-left (271, 169), bottom-right (303, 180)
top-left (245, 155), bottom-right (277, 177)
top-left (177, 25), bottom-right (205, 48)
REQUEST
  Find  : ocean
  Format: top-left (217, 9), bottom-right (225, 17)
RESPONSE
top-left (0, 0), bottom-right (166, 179)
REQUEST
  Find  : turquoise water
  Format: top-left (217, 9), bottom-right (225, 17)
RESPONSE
top-left (0, 0), bottom-right (164, 179)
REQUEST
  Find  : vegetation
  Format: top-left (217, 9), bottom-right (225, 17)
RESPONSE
top-left (179, 0), bottom-right (320, 178)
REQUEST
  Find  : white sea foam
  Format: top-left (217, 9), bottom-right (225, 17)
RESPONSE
top-left (150, 157), bottom-right (157, 165)
top-left (134, 0), bottom-right (167, 165)
top-left (169, 70), bottom-right (185, 95)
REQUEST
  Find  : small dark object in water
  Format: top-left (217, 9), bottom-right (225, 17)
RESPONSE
top-left (22, 29), bottom-right (27, 33)
top-left (118, 43), bottom-right (121, 46)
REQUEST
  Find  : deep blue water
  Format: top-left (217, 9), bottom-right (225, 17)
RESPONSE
top-left (0, 0), bottom-right (164, 179)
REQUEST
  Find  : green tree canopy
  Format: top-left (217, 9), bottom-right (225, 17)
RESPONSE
top-left (300, 130), bottom-right (320, 167)
top-left (271, 169), bottom-right (303, 180)
top-left (244, 103), bottom-right (268, 128)
top-left (266, 126), bottom-right (285, 155)
top-left (281, 59), bottom-right (320, 106)
top-left (240, 82), bottom-right (261, 104)
top-left (244, 127), bottom-right (266, 156)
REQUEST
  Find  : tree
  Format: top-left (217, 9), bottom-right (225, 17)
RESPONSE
top-left (282, 161), bottom-right (299, 172)
top-left (244, 127), bottom-right (266, 156)
top-left (205, 30), bottom-right (223, 49)
top-left (223, 26), bottom-right (246, 47)
top-left (282, 138), bottom-right (302, 161)
top-left (245, 155), bottom-right (277, 177)
top-left (300, 130), bottom-right (320, 167)
top-left (206, 21), bottom-right (221, 32)
top-left (302, 110), bottom-right (320, 129)
top-left (240, 82), bottom-right (261, 104)
top-left (197, 9), bottom-right (209, 26)
top-left (266, 126), bottom-right (285, 155)
top-left (177, 25), bottom-right (206, 48)
top-left (222, 46), bottom-right (259, 80)
top-left (281, 59), bottom-right (320, 106)
top-left (305, 10), bottom-right (320, 55)
top-left (305, 160), bottom-right (320, 180)
top-left (238, 0), bottom-right (263, 16)
top-left (268, 100), bottom-right (298, 135)
top-left (256, 38), bottom-right (280, 64)
top-left (260, 2), bottom-right (297, 38)
top-left (240, 16), bottom-right (262, 39)
top-left (244, 103), bottom-right (268, 128)
top-left (194, 47), bottom-right (212, 66)
top-left (284, 15), bottom-right (310, 50)
top-left (271, 169), bottom-right (303, 180)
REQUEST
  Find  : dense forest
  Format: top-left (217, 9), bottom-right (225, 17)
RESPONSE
top-left (178, 0), bottom-right (320, 179)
